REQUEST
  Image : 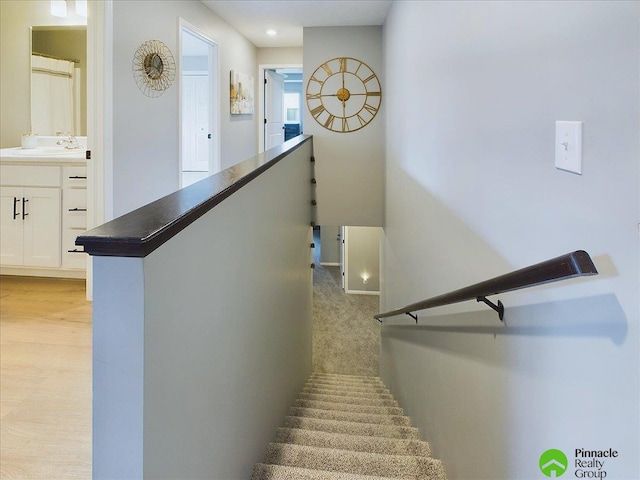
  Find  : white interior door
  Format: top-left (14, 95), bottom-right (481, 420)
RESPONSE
top-left (264, 70), bottom-right (284, 150)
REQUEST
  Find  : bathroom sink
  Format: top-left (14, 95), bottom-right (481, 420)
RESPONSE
top-left (11, 147), bottom-right (84, 157)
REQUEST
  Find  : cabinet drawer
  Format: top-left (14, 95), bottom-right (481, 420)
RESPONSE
top-left (63, 166), bottom-right (87, 188)
top-left (0, 165), bottom-right (61, 187)
top-left (62, 228), bottom-right (86, 270)
top-left (63, 188), bottom-right (87, 229)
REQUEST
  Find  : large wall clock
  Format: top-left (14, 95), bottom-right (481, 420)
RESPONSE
top-left (306, 57), bottom-right (382, 133)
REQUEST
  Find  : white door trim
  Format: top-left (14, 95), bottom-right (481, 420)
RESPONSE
top-left (179, 19), bottom-right (220, 186)
top-left (86, 0), bottom-right (113, 299)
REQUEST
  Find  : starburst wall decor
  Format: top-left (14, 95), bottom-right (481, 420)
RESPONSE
top-left (132, 40), bottom-right (176, 97)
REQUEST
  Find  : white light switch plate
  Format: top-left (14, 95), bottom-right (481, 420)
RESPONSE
top-left (555, 121), bottom-right (582, 174)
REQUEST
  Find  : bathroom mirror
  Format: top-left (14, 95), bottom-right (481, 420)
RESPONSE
top-left (30, 25), bottom-right (87, 136)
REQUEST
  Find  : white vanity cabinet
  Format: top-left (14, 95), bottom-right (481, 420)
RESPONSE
top-left (62, 166), bottom-right (88, 270)
top-left (0, 158), bottom-right (87, 278)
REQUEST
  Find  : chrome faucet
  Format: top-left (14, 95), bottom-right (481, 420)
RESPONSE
top-left (56, 131), bottom-right (80, 149)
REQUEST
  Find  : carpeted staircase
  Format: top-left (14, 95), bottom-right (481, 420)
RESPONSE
top-left (252, 373), bottom-right (447, 480)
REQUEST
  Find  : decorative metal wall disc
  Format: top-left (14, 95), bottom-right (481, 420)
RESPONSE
top-left (132, 40), bottom-right (176, 97)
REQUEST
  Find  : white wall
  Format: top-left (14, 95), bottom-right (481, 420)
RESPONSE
top-left (381, 2), bottom-right (639, 479)
top-left (92, 141), bottom-right (314, 479)
top-left (112, 0), bottom-right (257, 216)
top-left (0, 0), bottom-right (86, 148)
top-left (303, 26), bottom-right (384, 227)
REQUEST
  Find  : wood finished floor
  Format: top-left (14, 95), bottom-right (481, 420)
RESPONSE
top-left (0, 276), bottom-right (91, 479)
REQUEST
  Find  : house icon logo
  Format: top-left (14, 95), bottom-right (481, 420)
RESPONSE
top-left (539, 449), bottom-right (568, 477)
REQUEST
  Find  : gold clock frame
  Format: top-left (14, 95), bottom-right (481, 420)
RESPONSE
top-left (306, 57), bottom-right (382, 133)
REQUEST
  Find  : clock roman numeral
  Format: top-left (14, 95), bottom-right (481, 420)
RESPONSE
top-left (309, 74), bottom-right (323, 85)
top-left (363, 103), bottom-right (377, 115)
top-left (310, 104), bottom-right (326, 117)
top-left (324, 114), bottom-right (336, 129)
top-left (366, 91), bottom-right (381, 97)
top-left (362, 73), bottom-right (377, 84)
top-left (306, 93), bottom-right (321, 100)
top-left (339, 58), bottom-right (347, 73)
top-left (342, 117), bottom-right (350, 132)
top-left (321, 63), bottom-right (333, 76)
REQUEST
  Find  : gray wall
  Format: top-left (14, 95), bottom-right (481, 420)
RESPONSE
top-left (320, 225), bottom-right (341, 265)
top-left (381, 2), bottom-right (639, 479)
top-left (303, 26), bottom-right (384, 227)
top-left (92, 141), bottom-right (314, 479)
top-left (112, 0), bottom-right (258, 216)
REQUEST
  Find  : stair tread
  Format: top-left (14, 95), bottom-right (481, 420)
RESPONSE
top-left (289, 407), bottom-right (412, 426)
top-left (304, 384), bottom-right (390, 394)
top-left (294, 399), bottom-right (404, 416)
top-left (263, 443), bottom-right (446, 479)
top-left (302, 387), bottom-right (393, 399)
top-left (299, 392), bottom-right (398, 407)
top-left (283, 416), bottom-right (420, 440)
top-left (275, 427), bottom-right (432, 457)
top-left (252, 463), bottom-right (400, 480)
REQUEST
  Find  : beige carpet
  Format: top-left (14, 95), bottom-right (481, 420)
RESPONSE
top-left (252, 373), bottom-right (447, 480)
top-left (312, 232), bottom-right (380, 376)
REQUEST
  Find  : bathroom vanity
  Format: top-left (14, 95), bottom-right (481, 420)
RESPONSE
top-left (0, 137), bottom-right (87, 278)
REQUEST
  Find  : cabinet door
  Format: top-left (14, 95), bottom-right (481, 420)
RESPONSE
top-left (22, 187), bottom-right (61, 268)
top-left (0, 187), bottom-right (24, 265)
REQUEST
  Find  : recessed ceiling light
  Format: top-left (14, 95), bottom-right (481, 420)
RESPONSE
top-left (266, 29), bottom-right (277, 36)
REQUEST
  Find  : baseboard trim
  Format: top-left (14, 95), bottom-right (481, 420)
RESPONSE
top-left (345, 289), bottom-right (380, 296)
top-left (320, 262), bottom-right (340, 266)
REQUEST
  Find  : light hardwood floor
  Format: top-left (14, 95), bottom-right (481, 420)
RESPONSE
top-left (0, 276), bottom-right (91, 479)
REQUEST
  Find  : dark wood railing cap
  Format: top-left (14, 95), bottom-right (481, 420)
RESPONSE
top-left (76, 135), bottom-right (312, 258)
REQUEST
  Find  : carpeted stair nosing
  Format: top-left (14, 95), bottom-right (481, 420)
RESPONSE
top-left (275, 427), bottom-right (432, 457)
top-left (263, 442), bottom-right (446, 479)
top-left (302, 387), bottom-right (393, 399)
top-left (298, 392), bottom-right (398, 407)
top-left (282, 416), bottom-right (421, 440)
top-left (289, 407), bottom-right (412, 426)
top-left (252, 463), bottom-right (401, 480)
top-left (294, 398), bottom-right (404, 416)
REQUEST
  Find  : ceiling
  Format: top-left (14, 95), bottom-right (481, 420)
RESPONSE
top-left (201, 0), bottom-right (393, 48)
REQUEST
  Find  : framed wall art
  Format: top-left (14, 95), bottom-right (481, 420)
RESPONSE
top-left (230, 70), bottom-right (254, 115)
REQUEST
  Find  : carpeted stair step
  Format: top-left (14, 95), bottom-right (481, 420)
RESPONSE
top-left (275, 427), bottom-right (432, 457)
top-left (282, 416), bottom-right (421, 440)
top-left (302, 386), bottom-right (393, 399)
top-left (303, 383), bottom-right (391, 394)
top-left (308, 377), bottom-right (385, 388)
top-left (294, 398), bottom-right (404, 416)
top-left (252, 463), bottom-right (401, 480)
top-left (262, 443), bottom-right (446, 479)
top-left (252, 374), bottom-right (447, 480)
top-left (289, 407), bottom-right (412, 426)
top-left (298, 392), bottom-right (398, 407)
top-left (309, 374), bottom-right (385, 385)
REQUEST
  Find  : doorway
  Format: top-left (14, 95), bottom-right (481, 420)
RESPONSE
top-left (180, 22), bottom-right (219, 188)
top-left (260, 67), bottom-right (303, 153)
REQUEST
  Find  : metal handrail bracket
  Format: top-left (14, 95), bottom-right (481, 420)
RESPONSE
top-left (374, 250), bottom-right (598, 323)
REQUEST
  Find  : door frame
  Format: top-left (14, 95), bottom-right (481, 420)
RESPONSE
top-left (178, 19), bottom-right (220, 186)
top-left (257, 64), bottom-right (302, 154)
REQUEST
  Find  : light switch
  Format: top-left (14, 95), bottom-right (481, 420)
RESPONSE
top-left (555, 121), bottom-right (582, 174)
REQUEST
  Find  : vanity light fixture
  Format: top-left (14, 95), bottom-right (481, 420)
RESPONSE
top-left (76, 0), bottom-right (88, 17)
top-left (51, 0), bottom-right (67, 17)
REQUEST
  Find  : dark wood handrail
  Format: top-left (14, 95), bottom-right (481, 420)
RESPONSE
top-left (76, 135), bottom-right (312, 258)
top-left (374, 250), bottom-right (598, 323)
